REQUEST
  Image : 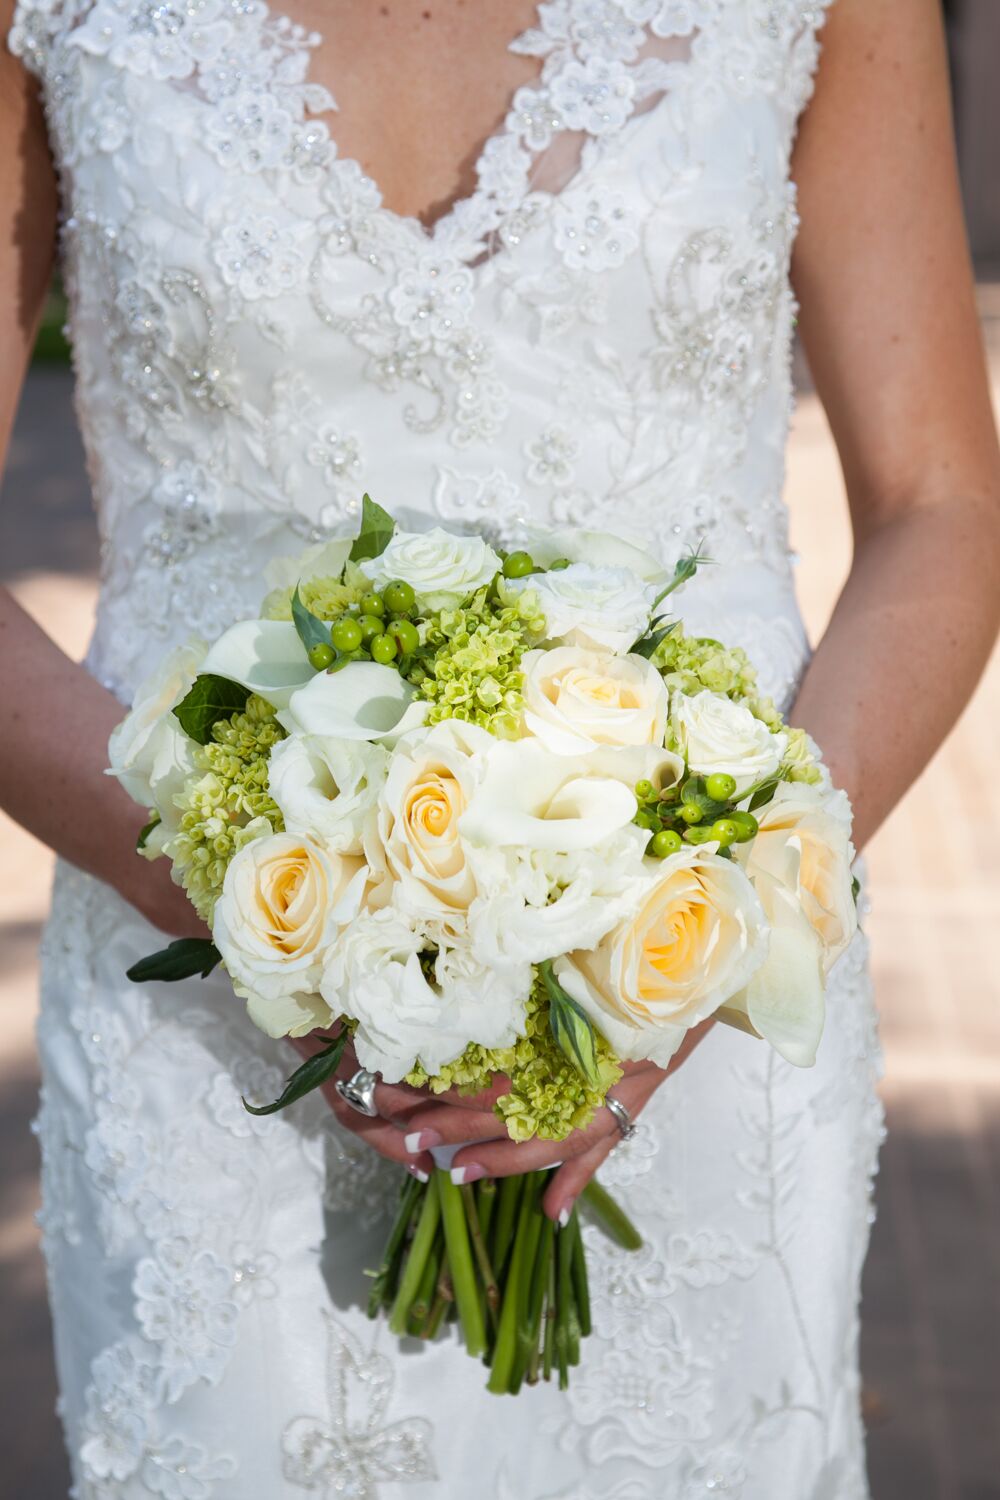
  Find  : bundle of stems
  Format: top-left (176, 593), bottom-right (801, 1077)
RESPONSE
top-left (366, 1166), bottom-right (641, 1393)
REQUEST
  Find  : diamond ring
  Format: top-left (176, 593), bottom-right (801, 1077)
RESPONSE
top-left (335, 1068), bottom-right (380, 1118)
top-left (605, 1095), bottom-right (637, 1142)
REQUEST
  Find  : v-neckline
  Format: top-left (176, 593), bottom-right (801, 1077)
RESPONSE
top-left (253, 0), bottom-right (550, 260)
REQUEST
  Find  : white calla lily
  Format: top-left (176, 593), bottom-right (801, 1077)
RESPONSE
top-left (199, 620), bottom-right (312, 710)
top-left (460, 739), bottom-right (640, 852)
top-left (278, 661), bottom-right (429, 742)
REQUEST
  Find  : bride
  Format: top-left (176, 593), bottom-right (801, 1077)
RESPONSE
top-left (2, 0), bottom-right (999, 1495)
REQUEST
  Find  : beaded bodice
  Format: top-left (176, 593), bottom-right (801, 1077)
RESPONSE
top-left (11, 0), bottom-right (831, 704)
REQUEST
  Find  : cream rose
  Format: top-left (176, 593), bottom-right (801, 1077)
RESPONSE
top-left (360, 527), bottom-right (501, 610)
top-left (521, 647), bottom-right (669, 755)
top-left (508, 563), bottom-right (656, 654)
top-left (212, 832), bottom-right (367, 1039)
top-left (556, 848), bottom-right (768, 1067)
top-left (518, 524), bottom-right (669, 586)
top-left (718, 783), bottom-right (857, 1067)
top-left (268, 734), bottom-right (388, 856)
top-left (671, 690), bottom-right (787, 792)
top-left (374, 720), bottom-right (492, 923)
top-left (107, 638), bottom-right (205, 810)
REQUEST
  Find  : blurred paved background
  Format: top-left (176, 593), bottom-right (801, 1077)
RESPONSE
top-left (3, 4), bottom-right (1000, 1491)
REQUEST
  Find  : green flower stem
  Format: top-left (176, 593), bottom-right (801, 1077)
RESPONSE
top-left (569, 1211), bottom-right (591, 1338)
top-left (388, 1177), bottom-right (441, 1336)
top-left (522, 1214), bottom-right (554, 1386)
top-left (476, 1178), bottom-right (497, 1243)
top-left (508, 1188), bottom-right (545, 1396)
top-left (491, 1173), bottom-right (524, 1276)
top-left (438, 1170), bottom-right (487, 1359)
top-left (556, 1219), bottom-right (575, 1390)
top-left (581, 1179), bottom-right (643, 1251)
top-left (460, 1183), bottom-right (500, 1326)
top-left (408, 1237), bottom-right (442, 1335)
top-left (542, 1254), bottom-right (557, 1383)
top-left (422, 1252), bottom-right (452, 1340)
top-left (367, 1174), bottom-right (423, 1319)
top-left (487, 1175), bottom-right (539, 1394)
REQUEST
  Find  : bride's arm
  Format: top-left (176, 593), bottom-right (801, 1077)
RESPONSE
top-left (789, 0), bottom-right (1000, 847)
top-left (0, 29), bottom-right (202, 936)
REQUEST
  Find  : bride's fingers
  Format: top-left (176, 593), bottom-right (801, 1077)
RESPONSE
top-left (394, 1102), bottom-right (512, 1151)
top-left (323, 1086), bottom-right (435, 1175)
top-left (543, 1132), bottom-right (620, 1223)
top-left (449, 1111), bottom-right (615, 1183)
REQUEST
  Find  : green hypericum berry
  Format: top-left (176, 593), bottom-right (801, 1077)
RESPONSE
top-left (370, 633), bottom-right (398, 664)
top-left (391, 619), bottom-right (420, 656)
top-left (729, 811), bottom-right (759, 842)
top-left (680, 802), bottom-right (704, 825)
top-left (308, 642), bottom-right (335, 670)
top-left (359, 592), bottom-right (385, 616)
top-left (359, 614), bottom-right (383, 643)
top-left (705, 772), bottom-right (738, 802)
top-left (549, 558), bottom-right (572, 570)
top-left (383, 579), bottom-right (416, 614)
top-left (650, 829), bottom-right (683, 858)
top-left (634, 779), bottom-right (656, 802)
top-left (331, 617), bottom-right (363, 652)
top-left (502, 551), bottom-right (534, 579)
top-left (710, 818), bottom-right (739, 847)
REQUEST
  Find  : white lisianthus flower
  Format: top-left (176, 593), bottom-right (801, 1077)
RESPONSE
top-left (467, 826), bottom-right (650, 966)
top-left (199, 619), bottom-right (315, 710)
top-left (507, 563), bottom-right (656, 655)
top-left (518, 524), bottom-right (669, 586)
top-left (373, 720), bottom-right (492, 924)
top-left (359, 527), bottom-right (501, 610)
top-left (263, 537), bottom-right (353, 593)
top-left (671, 689), bottom-right (787, 792)
top-left (267, 735), bottom-right (388, 856)
top-left (322, 910), bottom-right (524, 1081)
top-left (721, 782), bottom-right (858, 1067)
top-left (107, 638), bottom-right (205, 813)
top-left (521, 646), bottom-right (669, 755)
top-left (278, 662), bottom-right (428, 742)
top-left (555, 848), bottom-right (769, 1068)
top-left (212, 832), bottom-right (367, 1039)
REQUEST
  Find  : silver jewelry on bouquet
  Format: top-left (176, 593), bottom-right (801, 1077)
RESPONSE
top-left (605, 1095), bottom-right (637, 1142)
top-left (336, 1069), bottom-right (380, 1118)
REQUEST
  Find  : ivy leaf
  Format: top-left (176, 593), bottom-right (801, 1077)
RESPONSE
top-left (243, 1030), bottom-right (350, 1116)
top-left (349, 494), bottom-right (395, 563)
top-left (539, 959), bottom-right (602, 1091)
top-left (291, 585), bottom-right (333, 656)
top-left (136, 813), bottom-right (161, 852)
top-left (173, 674), bottom-right (250, 745)
top-left (127, 938), bottom-right (221, 983)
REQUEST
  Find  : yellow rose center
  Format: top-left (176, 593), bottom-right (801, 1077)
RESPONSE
top-left (258, 849), bottom-right (321, 955)
top-left (401, 771), bottom-right (467, 880)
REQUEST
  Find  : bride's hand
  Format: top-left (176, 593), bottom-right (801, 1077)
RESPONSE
top-left (290, 1021), bottom-right (714, 1222)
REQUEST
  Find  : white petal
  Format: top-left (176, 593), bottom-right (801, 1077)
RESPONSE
top-left (743, 905), bottom-right (825, 1067)
top-left (278, 662), bottom-right (425, 741)
top-left (263, 538), bottom-right (354, 592)
top-left (200, 620), bottom-right (312, 709)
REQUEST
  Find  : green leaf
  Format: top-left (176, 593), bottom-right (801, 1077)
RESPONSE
top-left (629, 619), bottom-right (678, 659)
top-left (243, 1030), bottom-right (349, 1116)
top-left (173, 674), bottom-right (250, 745)
top-left (539, 960), bottom-right (602, 1091)
top-left (748, 778), bottom-right (781, 813)
top-left (651, 546), bottom-right (713, 610)
top-left (127, 938), bottom-right (221, 983)
top-left (136, 813), bottom-right (161, 852)
top-left (349, 493), bottom-right (395, 563)
top-left (291, 585), bottom-right (333, 655)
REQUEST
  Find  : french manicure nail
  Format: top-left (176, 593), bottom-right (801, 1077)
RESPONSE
top-left (404, 1129), bottom-right (443, 1153)
top-left (451, 1164), bottom-right (485, 1186)
top-left (557, 1206), bottom-right (571, 1228)
top-left (407, 1165), bottom-right (429, 1183)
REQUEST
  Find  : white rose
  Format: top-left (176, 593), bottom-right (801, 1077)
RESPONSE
top-left (268, 734), bottom-right (388, 856)
top-left (521, 646), bottom-right (669, 755)
top-left (374, 720), bottom-right (493, 923)
top-left (278, 661), bottom-right (428, 742)
top-left (107, 638), bottom-right (205, 812)
top-left (360, 527), bottom-right (501, 610)
top-left (212, 832), bottom-right (367, 1039)
top-left (719, 781), bottom-right (857, 1068)
top-left (322, 911), bottom-right (525, 1081)
top-left (671, 690), bottom-right (787, 792)
top-left (556, 848), bottom-right (768, 1068)
top-left (518, 524), bottom-right (669, 586)
top-left (508, 563), bottom-right (656, 654)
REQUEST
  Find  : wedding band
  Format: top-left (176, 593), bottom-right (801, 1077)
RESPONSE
top-left (335, 1068), bottom-right (380, 1118)
top-left (605, 1095), bottom-right (637, 1142)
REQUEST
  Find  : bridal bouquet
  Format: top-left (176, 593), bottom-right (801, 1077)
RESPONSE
top-left (111, 497), bottom-right (858, 1393)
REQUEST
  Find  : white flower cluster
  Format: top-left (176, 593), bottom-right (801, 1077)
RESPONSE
top-left (110, 522), bottom-right (857, 1085)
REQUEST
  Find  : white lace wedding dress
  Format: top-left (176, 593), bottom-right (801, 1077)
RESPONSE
top-left (10, 1), bottom-right (884, 1495)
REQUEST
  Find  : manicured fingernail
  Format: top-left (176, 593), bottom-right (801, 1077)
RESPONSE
top-left (451, 1164), bottom-right (485, 1186)
top-left (404, 1130), bottom-right (442, 1153)
top-left (407, 1165), bottom-right (429, 1183)
top-left (557, 1206), bottom-right (572, 1228)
